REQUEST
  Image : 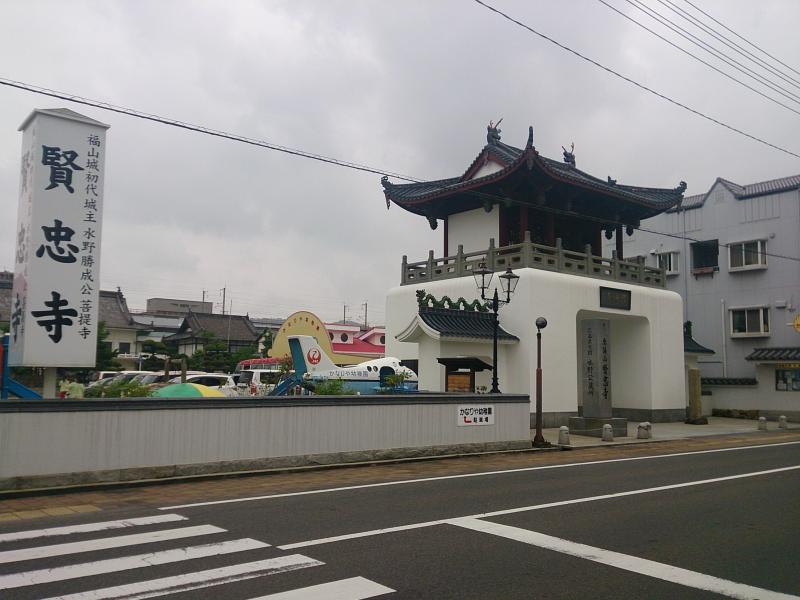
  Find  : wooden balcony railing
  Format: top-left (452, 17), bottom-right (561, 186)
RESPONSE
top-left (401, 231), bottom-right (666, 288)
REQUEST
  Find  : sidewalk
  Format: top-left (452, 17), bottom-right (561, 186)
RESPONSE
top-left (542, 416), bottom-right (799, 447)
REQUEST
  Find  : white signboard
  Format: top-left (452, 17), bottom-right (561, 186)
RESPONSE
top-left (9, 109), bottom-right (109, 367)
top-left (457, 404), bottom-right (495, 426)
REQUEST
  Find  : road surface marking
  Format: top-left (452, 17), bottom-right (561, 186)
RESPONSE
top-left (450, 518), bottom-right (799, 600)
top-left (249, 576), bottom-right (395, 599)
top-left (0, 524), bottom-right (227, 564)
top-left (0, 514), bottom-right (187, 544)
top-left (42, 555), bottom-right (324, 600)
top-left (161, 441), bottom-right (800, 510)
top-left (0, 538), bottom-right (268, 590)
top-left (278, 465), bottom-right (799, 549)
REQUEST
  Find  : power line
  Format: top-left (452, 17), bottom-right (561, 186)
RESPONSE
top-left (657, 0), bottom-right (800, 91)
top-left (682, 0), bottom-right (800, 79)
top-left (595, 0), bottom-right (800, 117)
top-left (2, 68), bottom-right (798, 264)
top-left (471, 0), bottom-right (800, 159)
top-left (622, 0), bottom-right (800, 106)
top-left (0, 77), bottom-right (422, 184)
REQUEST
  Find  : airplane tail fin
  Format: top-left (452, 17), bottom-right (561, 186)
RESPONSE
top-left (288, 335), bottom-right (337, 376)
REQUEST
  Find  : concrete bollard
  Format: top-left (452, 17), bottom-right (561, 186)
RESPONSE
top-left (758, 416), bottom-right (767, 431)
top-left (778, 415), bottom-right (788, 429)
top-left (558, 426), bottom-right (570, 445)
top-left (602, 423), bottom-right (614, 442)
top-left (637, 422), bottom-right (652, 439)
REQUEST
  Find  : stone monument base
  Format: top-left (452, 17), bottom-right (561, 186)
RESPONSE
top-left (568, 416), bottom-right (628, 438)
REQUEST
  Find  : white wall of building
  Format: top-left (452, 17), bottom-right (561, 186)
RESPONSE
top-left (448, 206), bottom-right (499, 254)
top-left (387, 268), bottom-right (685, 422)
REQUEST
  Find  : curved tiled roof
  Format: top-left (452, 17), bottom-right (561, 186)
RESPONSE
top-left (418, 307), bottom-right (518, 341)
top-left (382, 125), bottom-right (685, 215)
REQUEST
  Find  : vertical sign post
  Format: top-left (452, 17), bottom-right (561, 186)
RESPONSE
top-left (9, 109), bottom-right (109, 395)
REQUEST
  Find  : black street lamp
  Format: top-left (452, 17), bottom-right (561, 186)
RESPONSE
top-left (534, 316), bottom-right (548, 447)
top-left (474, 262), bottom-right (519, 394)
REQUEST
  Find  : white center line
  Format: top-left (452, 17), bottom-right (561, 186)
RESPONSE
top-left (278, 465), bottom-right (800, 550)
top-left (0, 538), bottom-right (268, 590)
top-left (0, 524), bottom-right (228, 564)
top-left (0, 514), bottom-right (187, 544)
top-left (160, 441), bottom-right (800, 510)
top-left (42, 555), bottom-right (324, 600)
top-left (451, 518), bottom-right (799, 600)
top-left (248, 576), bottom-right (395, 600)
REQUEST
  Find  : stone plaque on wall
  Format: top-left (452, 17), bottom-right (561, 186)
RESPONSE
top-left (581, 319), bottom-right (611, 418)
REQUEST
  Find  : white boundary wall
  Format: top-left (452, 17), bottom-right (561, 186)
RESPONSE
top-left (0, 396), bottom-right (530, 488)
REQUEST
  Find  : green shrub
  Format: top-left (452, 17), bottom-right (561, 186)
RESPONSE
top-left (85, 381), bottom-right (152, 398)
top-left (312, 378), bottom-right (354, 395)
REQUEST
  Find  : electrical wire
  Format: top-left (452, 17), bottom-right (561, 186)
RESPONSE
top-left (471, 0), bottom-right (800, 159)
top-left (622, 0), bottom-right (800, 105)
top-left (658, 0), bottom-right (800, 91)
top-left (0, 77), bottom-right (422, 184)
top-left (681, 0), bottom-right (800, 79)
top-left (595, 0), bottom-right (800, 116)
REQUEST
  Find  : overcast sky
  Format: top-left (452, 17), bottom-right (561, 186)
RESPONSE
top-left (2, 0), bottom-right (799, 324)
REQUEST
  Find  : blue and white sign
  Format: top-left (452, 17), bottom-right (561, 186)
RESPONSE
top-left (9, 109), bottom-right (109, 367)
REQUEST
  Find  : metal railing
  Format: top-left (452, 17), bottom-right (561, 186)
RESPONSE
top-left (400, 231), bottom-right (666, 288)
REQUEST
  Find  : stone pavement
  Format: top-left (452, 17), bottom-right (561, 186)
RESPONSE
top-left (542, 416), bottom-right (799, 447)
top-left (0, 420), bottom-right (797, 525)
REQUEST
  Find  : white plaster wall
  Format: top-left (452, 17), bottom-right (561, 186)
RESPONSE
top-left (448, 206), bottom-right (499, 254)
top-left (0, 401), bottom-right (531, 478)
top-left (704, 364), bottom-right (799, 416)
top-left (386, 268), bottom-right (686, 415)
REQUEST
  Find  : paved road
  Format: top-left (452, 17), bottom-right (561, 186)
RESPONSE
top-left (0, 439), bottom-right (798, 599)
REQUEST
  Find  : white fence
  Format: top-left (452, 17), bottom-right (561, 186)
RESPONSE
top-left (0, 395), bottom-right (531, 491)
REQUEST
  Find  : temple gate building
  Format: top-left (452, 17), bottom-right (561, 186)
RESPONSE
top-left (382, 122), bottom-right (688, 428)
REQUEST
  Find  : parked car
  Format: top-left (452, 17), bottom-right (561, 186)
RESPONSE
top-left (87, 371), bottom-right (150, 389)
top-left (168, 373), bottom-right (239, 396)
top-left (140, 371), bottom-right (205, 390)
top-left (237, 369), bottom-right (282, 396)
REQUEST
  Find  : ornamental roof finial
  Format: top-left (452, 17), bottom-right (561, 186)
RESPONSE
top-left (562, 142), bottom-right (576, 167)
top-left (487, 118), bottom-right (503, 145)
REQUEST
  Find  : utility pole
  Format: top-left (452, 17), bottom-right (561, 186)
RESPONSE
top-left (227, 299), bottom-right (233, 352)
top-left (343, 304), bottom-right (348, 323)
top-left (220, 287), bottom-right (226, 316)
top-left (362, 301), bottom-right (368, 329)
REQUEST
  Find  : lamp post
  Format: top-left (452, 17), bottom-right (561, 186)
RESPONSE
top-left (534, 316), bottom-right (548, 446)
top-left (474, 262), bottom-right (519, 394)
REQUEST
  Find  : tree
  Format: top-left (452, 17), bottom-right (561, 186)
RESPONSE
top-left (95, 321), bottom-right (120, 371)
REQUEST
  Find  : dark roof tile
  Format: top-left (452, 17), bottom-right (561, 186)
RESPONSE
top-left (419, 307), bottom-right (518, 341)
top-left (745, 347), bottom-right (800, 362)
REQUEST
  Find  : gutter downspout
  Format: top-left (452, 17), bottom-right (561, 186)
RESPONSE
top-left (720, 298), bottom-right (728, 377)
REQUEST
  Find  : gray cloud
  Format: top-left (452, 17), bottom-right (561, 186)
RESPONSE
top-left (1, 0), bottom-right (798, 323)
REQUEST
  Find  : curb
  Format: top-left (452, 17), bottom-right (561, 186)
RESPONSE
top-left (1, 430), bottom-right (797, 500)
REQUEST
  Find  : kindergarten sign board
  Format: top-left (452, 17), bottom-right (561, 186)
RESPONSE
top-left (457, 404), bottom-right (495, 426)
top-left (9, 109), bottom-right (109, 367)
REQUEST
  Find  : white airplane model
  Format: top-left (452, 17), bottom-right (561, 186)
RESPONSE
top-left (287, 335), bottom-right (418, 393)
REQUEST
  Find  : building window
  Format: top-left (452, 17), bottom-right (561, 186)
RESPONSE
top-left (380, 335), bottom-right (385, 344)
top-left (656, 251), bottom-right (679, 275)
top-left (729, 240), bottom-right (767, 270)
top-left (690, 240), bottom-right (719, 274)
top-left (329, 332), bottom-right (334, 340)
top-left (776, 368), bottom-right (800, 392)
top-left (730, 307), bottom-right (769, 337)
top-left (118, 342), bottom-right (131, 354)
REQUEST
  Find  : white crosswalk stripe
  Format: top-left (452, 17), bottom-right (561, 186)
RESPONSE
top-left (249, 576), bottom-right (395, 599)
top-left (0, 514), bottom-right (187, 544)
top-left (0, 512), bottom-right (395, 598)
top-left (0, 524), bottom-right (226, 564)
top-left (0, 538), bottom-right (268, 589)
top-left (41, 555), bottom-right (325, 600)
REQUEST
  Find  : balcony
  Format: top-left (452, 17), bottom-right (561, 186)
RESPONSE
top-left (401, 232), bottom-right (666, 289)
